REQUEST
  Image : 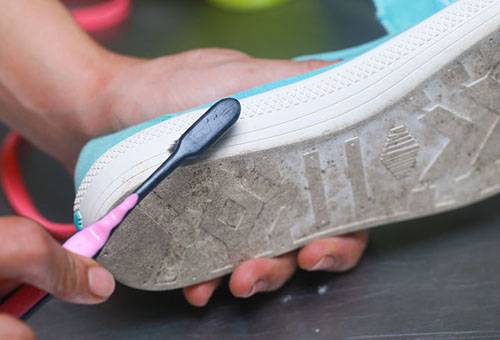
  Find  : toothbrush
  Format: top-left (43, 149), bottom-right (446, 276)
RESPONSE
top-left (0, 98), bottom-right (241, 318)
top-left (66, 97), bottom-right (241, 255)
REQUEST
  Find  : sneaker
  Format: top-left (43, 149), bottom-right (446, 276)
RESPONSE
top-left (74, 0), bottom-right (500, 290)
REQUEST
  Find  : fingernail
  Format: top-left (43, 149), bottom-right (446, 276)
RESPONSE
top-left (311, 256), bottom-right (336, 271)
top-left (246, 280), bottom-right (268, 298)
top-left (88, 267), bottom-right (115, 299)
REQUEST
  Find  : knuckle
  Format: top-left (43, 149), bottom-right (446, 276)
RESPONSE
top-left (21, 227), bottom-right (53, 263)
top-left (244, 62), bottom-right (260, 75)
top-left (301, 60), bottom-right (326, 71)
top-left (207, 48), bottom-right (249, 59)
top-left (52, 255), bottom-right (80, 300)
top-left (338, 249), bottom-right (365, 271)
top-left (10, 217), bottom-right (42, 236)
top-left (189, 48), bottom-right (249, 61)
top-left (6, 218), bottom-right (53, 264)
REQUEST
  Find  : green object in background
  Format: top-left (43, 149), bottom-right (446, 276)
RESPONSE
top-left (174, 0), bottom-right (333, 60)
top-left (208, 0), bottom-right (289, 11)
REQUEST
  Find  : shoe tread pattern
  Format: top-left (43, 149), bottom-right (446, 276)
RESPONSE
top-left (98, 30), bottom-right (500, 290)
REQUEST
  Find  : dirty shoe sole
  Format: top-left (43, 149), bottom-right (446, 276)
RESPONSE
top-left (75, 0), bottom-right (500, 290)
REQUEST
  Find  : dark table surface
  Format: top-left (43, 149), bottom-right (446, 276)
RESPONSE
top-left (4, 0), bottom-right (499, 338)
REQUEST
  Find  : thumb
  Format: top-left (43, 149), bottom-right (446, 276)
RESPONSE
top-left (44, 252), bottom-right (116, 304)
top-left (0, 217), bottom-right (115, 304)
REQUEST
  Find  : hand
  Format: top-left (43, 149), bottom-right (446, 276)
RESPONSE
top-left (12, 47), bottom-right (369, 306)
top-left (0, 217), bottom-right (115, 340)
top-left (88, 48), bottom-right (369, 306)
top-left (0, 0), bottom-right (368, 329)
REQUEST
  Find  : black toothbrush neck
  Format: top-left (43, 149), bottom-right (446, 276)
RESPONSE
top-left (135, 152), bottom-right (184, 201)
top-left (132, 98), bottom-right (241, 203)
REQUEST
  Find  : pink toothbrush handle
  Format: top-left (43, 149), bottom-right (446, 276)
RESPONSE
top-left (0, 194), bottom-right (139, 318)
top-left (63, 194), bottom-right (138, 256)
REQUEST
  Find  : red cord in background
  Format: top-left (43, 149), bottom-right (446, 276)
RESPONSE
top-left (0, 0), bottom-right (132, 318)
top-left (0, 285), bottom-right (48, 319)
top-left (0, 133), bottom-right (75, 241)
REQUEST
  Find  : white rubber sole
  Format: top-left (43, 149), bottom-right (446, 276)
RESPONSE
top-left (75, 0), bottom-right (500, 290)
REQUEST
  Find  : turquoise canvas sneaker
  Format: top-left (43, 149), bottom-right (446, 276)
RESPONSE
top-left (74, 0), bottom-right (500, 290)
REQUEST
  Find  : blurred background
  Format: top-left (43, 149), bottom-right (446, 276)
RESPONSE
top-left (98, 0), bottom-right (384, 59)
top-left (2, 0), bottom-right (497, 339)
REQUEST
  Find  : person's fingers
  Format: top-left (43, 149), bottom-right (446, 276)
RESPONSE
top-left (221, 59), bottom-right (337, 94)
top-left (253, 58), bottom-right (338, 83)
top-left (179, 48), bottom-right (251, 64)
top-left (229, 252), bottom-right (297, 298)
top-left (297, 231), bottom-right (369, 272)
top-left (101, 52), bottom-right (341, 132)
top-left (0, 216), bottom-right (115, 304)
top-left (0, 314), bottom-right (35, 340)
top-left (180, 48), bottom-right (335, 83)
top-left (182, 278), bottom-right (222, 307)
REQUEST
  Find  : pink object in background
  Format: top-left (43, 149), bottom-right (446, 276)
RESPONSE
top-left (70, 0), bottom-right (131, 32)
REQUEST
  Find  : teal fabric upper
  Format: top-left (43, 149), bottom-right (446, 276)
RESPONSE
top-left (74, 0), bottom-right (455, 189)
